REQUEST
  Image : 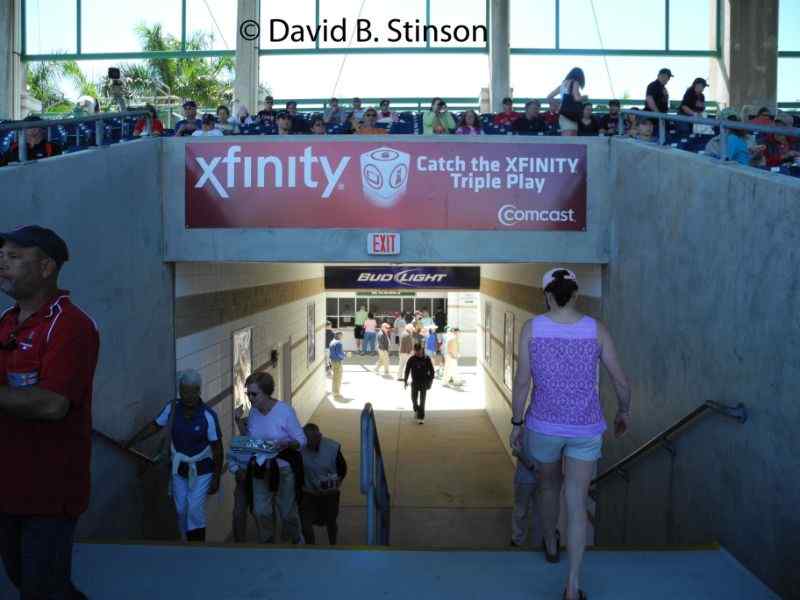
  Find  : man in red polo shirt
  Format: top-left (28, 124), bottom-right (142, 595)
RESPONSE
top-left (0, 226), bottom-right (99, 599)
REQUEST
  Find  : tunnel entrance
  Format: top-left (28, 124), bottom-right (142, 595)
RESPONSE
top-left (173, 260), bottom-right (603, 547)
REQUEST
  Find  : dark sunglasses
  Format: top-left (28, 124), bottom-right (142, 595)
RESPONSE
top-left (0, 334), bottom-right (17, 351)
top-left (245, 390), bottom-right (259, 397)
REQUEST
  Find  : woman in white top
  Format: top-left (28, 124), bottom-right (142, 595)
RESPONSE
top-left (243, 371), bottom-right (307, 544)
top-left (231, 103), bottom-right (254, 132)
top-left (547, 67), bottom-right (588, 137)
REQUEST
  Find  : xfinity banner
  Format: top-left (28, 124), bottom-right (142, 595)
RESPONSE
top-left (325, 266), bottom-right (480, 289)
top-left (185, 141), bottom-right (587, 230)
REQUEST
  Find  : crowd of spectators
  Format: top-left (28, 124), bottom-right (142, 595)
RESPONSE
top-left (1, 72), bottom-right (798, 173)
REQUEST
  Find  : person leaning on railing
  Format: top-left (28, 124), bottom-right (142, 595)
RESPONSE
top-left (0, 115), bottom-right (62, 166)
top-left (125, 369), bottom-right (223, 543)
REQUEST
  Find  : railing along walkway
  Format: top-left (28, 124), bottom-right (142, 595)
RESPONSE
top-left (361, 403), bottom-right (391, 545)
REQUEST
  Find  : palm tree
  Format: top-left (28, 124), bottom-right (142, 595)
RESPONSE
top-left (26, 60), bottom-right (96, 113)
top-left (102, 23), bottom-right (236, 108)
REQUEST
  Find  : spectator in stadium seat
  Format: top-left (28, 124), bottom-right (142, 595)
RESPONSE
top-left (423, 98), bottom-right (456, 135)
top-left (644, 68), bottom-right (673, 118)
top-left (356, 109), bottom-right (385, 135)
top-left (599, 100), bottom-right (622, 136)
top-left (678, 78), bottom-right (708, 135)
top-left (547, 67), bottom-right (587, 137)
top-left (192, 114), bottom-right (224, 137)
top-left (624, 112), bottom-right (639, 137)
top-left (543, 99), bottom-right (561, 134)
top-left (285, 101), bottom-right (308, 133)
top-left (215, 105), bottom-right (234, 133)
top-left (232, 104), bottom-right (254, 131)
top-left (455, 109), bottom-right (482, 135)
top-left (323, 98), bottom-right (345, 125)
top-left (133, 104), bottom-right (164, 137)
top-left (493, 97), bottom-right (522, 126)
top-left (513, 100), bottom-right (546, 135)
top-left (0, 116), bottom-right (62, 166)
top-left (750, 107), bottom-right (774, 127)
top-left (175, 100), bottom-right (201, 137)
top-left (310, 116), bottom-right (327, 135)
top-left (276, 111), bottom-right (294, 135)
top-left (725, 116), bottom-right (765, 165)
top-left (256, 95), bottom-right (277, 125)
top-left (376, 99), bottom-right (399, 124)
top-left (577, 103), bottom-right (600, 137)
top-left (346, 98), bottom-right (366, 123)
top-left (636, 118), bottom-right (655, 142)
top-left (764, 114), bottom-right (800, 167)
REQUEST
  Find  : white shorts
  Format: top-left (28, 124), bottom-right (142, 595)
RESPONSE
top-left (525, 427), bottom-right (602, 463)
top-left (558, 115), bottom-right (578, 132)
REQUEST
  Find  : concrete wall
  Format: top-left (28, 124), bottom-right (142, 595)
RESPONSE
top-left (162, 136), bottom-right (611, 264)
top-left (0, 139), bottom-right (175, 539)
top-left (173, 262), bottom-right (326, 541)
top-left (600, 138), bottom-right (800, 598)
top-left (478, 263), bottom-right (603, 460)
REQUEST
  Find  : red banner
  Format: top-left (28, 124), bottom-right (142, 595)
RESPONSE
top-left (185, 141), bottom-right (587, 230)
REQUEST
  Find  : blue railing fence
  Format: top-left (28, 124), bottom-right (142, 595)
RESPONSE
top-left (360, 403), bottom-right (391, 546)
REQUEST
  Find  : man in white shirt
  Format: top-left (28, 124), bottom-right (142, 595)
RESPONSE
top-left (443, 328), bottom-right (461, 386)
top-left (191, 114), bottom-right (224, 137)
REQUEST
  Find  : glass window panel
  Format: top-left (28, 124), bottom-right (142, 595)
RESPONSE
top-left (318, 0), bottom-right (426, 49)
top-left (260, 54), bottom-right (488, 100)
top-left (401, 298), bottom-right (415, 315)
top-left (778, 58), bottom-right (800, 102)
top-left (368, 298), bottom-right (402, 320)
top-left (428, 0), bottom-right (487, 48)
top-left (559, 0), bottom-right (666, 50)
top-left (510, 0), bottom-right (556, 49)
top-left (25, 0), bottom-right (77, 55)
top-left (779, 0), bottom-right (800, 51)
top-left (340, 297), bottom-right (356, 316)
top-left (80, 0), bottom-right (182, 53)
top-left (186, 0), bottom-right (237, 51)
top-left (415, 298), bottom-right (433, 314)
top-left (261, 0), bottom-right (316, 50)
top-left (669, 0), bottom-right (715, 51)
top-left (326, 298), bottom-right (339, 316)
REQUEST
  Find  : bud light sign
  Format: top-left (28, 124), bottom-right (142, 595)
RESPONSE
top-left (186, 140), bottom-right (586, 230)
top-left (325, 267), bottom-right (480, 290)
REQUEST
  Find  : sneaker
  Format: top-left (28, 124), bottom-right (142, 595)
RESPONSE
top-left (417, 418), bottom-right (424, 425)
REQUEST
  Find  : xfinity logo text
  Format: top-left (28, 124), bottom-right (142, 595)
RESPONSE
top-left (194, 145), bottom-right (350, 199)
top-left (357, 269), bottom-right (447, 286)
top-left (497, 204), bottom-right (577, 227)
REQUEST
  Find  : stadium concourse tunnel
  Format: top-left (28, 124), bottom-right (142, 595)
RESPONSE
top-left (0, 132), bottom-right (797, 599)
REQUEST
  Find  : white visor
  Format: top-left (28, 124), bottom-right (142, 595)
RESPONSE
top-left (542, 267), bottom-right (578, 289)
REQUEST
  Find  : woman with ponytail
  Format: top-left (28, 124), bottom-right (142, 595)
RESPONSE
top-left (509, 267), bottom-right (631, 600)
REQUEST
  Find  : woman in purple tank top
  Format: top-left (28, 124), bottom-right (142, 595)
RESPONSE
top-left (509, 268), bottom-right (631, 600)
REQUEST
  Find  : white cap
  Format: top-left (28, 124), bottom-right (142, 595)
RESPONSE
top-left (542, 267), bottom-right (578, 289)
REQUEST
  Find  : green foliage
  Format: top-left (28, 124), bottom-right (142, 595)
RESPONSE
top-left (100, 23), bottom-right (235, 107)
top-left (26, 59), bottom-right (95, 113)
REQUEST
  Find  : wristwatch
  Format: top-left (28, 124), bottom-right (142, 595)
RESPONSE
top-left (511, 418), bottom-right (524, 426)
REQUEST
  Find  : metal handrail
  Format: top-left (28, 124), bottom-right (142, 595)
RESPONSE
top-left (0, 110), bottom-right (152, 163)
top-left (360, 403), bottom-right (391, 545)
top-left (591, 401), bottom-right (747, 490)
top-left (92, 427), bottom-right (158, 465)
top-left (618, 109), bottom-right (800, 161)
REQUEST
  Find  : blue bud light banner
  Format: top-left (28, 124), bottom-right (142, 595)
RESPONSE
top-left (325, 266), bottom-right (480, 289)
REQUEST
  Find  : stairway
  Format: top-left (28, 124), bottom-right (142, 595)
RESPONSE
top-left (0, 541), bottom-right (777, 599)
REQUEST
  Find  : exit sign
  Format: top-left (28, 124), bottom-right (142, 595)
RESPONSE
top-left (367, 232), bottom-right (400, 255)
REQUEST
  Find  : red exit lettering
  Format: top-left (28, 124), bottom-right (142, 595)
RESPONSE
top-left (368, 233), bottom-right (399, 255)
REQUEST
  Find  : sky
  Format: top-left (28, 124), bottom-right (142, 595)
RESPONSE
top-left (22, 0), bottom-right (800, 106)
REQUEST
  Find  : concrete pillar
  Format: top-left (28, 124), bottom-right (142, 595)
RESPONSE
top-left (234, 0), bottom-right (260, 114)
top-left (711, 0), bottom-right (779, 110)
top-left (488, 0), bottom-right (510, 113)
top-left (0, 0), bottom-right (22, 120)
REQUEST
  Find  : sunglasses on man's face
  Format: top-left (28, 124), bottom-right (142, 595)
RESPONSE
top-left (245, 390), bottom-right (259, 397)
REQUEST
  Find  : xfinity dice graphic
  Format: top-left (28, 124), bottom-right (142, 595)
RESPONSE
top-left (360, 147), bottom-right (410, 207)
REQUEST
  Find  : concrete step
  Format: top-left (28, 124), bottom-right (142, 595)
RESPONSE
top-left (0, 542), bottom-right (778, 599)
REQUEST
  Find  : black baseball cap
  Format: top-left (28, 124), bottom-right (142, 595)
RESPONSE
top-left (201, 113), bottom-right (216, 123)
top-left (502, 97), bottom-right (513, 104)
top-left (693, 77), bottom-right (709, 87)
top-left (658, 68), bottom-right (674, 78)
top-left (0, 226), bottom-right (69, 267)
top-left (182, 100), bottom-right (197, 108)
